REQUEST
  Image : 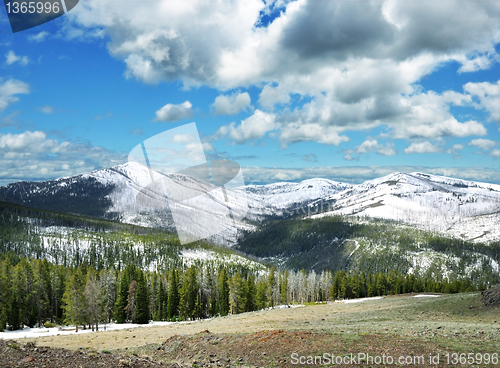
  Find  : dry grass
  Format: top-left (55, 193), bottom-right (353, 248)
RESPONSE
top-left (24, 292), bottom-right (500, 354)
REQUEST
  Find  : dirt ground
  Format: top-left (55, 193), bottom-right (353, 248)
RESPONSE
top-left (3, 292), bottom-right (500, 367)
top-left (481, 284), bottom-right (500, 307)
top-left (0, 339), bottom-right (185, 368)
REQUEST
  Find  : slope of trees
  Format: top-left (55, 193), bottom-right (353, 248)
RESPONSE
top-left (0, 256), bottom-right (482, 332)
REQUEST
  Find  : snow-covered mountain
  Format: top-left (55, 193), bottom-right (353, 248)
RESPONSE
top-left (0, 162), bottom-right (349, 245)
top-left (309, 172), bottom-right (500, 243)
top-left (1, 165), bottom-right (499, 244)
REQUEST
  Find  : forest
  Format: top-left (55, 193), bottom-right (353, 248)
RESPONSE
top-left (0, 199), bottom-right (493, 332)
top-left (0, 256), bottom-right (479, 332)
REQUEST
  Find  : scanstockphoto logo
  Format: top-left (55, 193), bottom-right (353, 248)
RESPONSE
top-left (3, 0), bottom-right (79, 33)
top-left (128, 123), bottom-right (248, 245)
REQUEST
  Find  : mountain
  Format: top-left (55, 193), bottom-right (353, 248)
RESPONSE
top-left (1, 166), bottom-right (499, 245)
top-left (0, 199), bottom-right (265, 274)
top-left (0, 162), bottom-right (350, 245)
top-left (308, 172), bottom-right (500, 243)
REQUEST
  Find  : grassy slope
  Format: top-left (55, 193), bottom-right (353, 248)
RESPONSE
top-left (26, 292), bottom-right (500, 365)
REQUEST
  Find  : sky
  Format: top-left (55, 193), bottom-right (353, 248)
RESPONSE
top-left (0, 0), bottom-right (499, 186)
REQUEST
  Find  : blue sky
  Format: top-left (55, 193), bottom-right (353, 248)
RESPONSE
top-left (0, 0), bottom-right (499, 186)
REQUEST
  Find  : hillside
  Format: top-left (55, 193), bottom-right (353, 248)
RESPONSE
top-left (0, 199), bottom-right (265, 274)
top-left (309, 172), bottom-right (500, 243)
top-left (4, 292), bottom-right (498, 367)
top-left (1, 166), bottom-right (499, 247)
top-left (236, 216), bottom-right (500, 285)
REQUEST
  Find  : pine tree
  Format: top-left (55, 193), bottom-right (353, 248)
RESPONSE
top-left (228, 272), bottom-right (246, 314)
top-left (179, 266), bottom-right (198, 320)
top-left (113, 273), bottom-right (128, 323)
top-left (167, 269), bottom-right (179, 320)
top-left (245, 274), bottom-right (256, 312)
top-left (217, 268), bottom-right (230, 316)
top-left (135, 271), bottom-right (149, 324)
top-left (255, 280), bottom-right (268, 309)
top-left (62, 267), bottom-right (87, 332)
top-left (0, 260), bottom-right (12, 331)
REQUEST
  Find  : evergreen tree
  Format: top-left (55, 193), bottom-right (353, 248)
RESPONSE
top-left (167, 269), bottom-right (179, 320)
top-left (255, 280), bottom-right (268, 309)
top-left (229, 272), bottom-right (246, 314)
top-left (113, 273), bottom-right (128, 323)
top-left (0, 260), bottom-right (12, 331)
top-left (135, 271), bottom-right (149, 324)
top-left (245, 274), bottom-right (256, 312)
top-left (62, 267), bottom-right (87, 332)
top-left (217, 268), bottom-right (230, 316)
top-left (179, 266), bottom-right (197, 320)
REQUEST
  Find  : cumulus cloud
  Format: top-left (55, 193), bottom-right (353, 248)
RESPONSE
top-left (5, 51), bottom-right (29, 66)
top-left (464, 80), bottom-right (500, 123)
top-left (28, 31), bottom-right (50, 42)
top-left (404, 141), bottom-right (441, 154)
top-left (343, 139), bottom-right (396, 160)
top-left (356, 139), bottom-right (396, 156)
top-left (154, 101), bottom-right (193, 122)
top-left (0, 78), bottom-right (30, 112)
top-left (469, 138), bottom-right (496, 151)
top-left (63, 0), bottom-right (500, 145)
top-left (217, 109), bottom-right (277, 144)
top-left (212, 92), bottom-right (252, 115)
top-left (0, 131), bottom-right (125, 186)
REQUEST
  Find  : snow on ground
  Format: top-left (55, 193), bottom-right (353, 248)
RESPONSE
top-left (0, 321), bottom-right (182, 340)
top-left (336, 297), bottom-right (384, 304)
top-left (413, 294), bottom-right (440, 298)
top-left (180, 248), bottom-right (266, 272)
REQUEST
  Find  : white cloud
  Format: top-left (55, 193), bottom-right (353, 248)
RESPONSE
top-left (63, 0), bottom-right (500, 145)
top-left (343, 139), bottom-right (396, 160)
top-left (404, 141), bottom-right (441, 154)
top-left (217, 109), bottom-right (277, 144)
top-left (37, 105), bottom-right (54, 114)
top-left (356, 139), bottom-right (396, 156)
top-left (154, 101), bottom-right (193, 122)
top-left (0, 131), bottom-right (125, 186)
top-left (456, 53), bottom-right (498, 73)
top-left (464, 80), bottom-right (500, 123)
top-left (241, 165), bottom-right (500, 185)
top-left (5, 51), bottom-right (29, 66)
top-left (469, 138), bottom-right (496, 151)
top-left (491, 149), bottom-right (500, 157)
top-left (212, 92), bottom-right (252, 115)
top-left (28, 31), bottom-right (50, 42)
top-left (0, 78), bottom-right (30, 112)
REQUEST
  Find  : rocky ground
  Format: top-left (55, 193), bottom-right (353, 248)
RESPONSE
top-left (0, 340), bottom-right (187, 368)
top-left (481, 284), bottom-right (500, 307)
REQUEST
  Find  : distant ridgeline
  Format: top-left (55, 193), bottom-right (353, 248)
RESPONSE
top-left (237, 216), bottom-right (500, 286)
top-left (0, 199), bottom-right (497, 332)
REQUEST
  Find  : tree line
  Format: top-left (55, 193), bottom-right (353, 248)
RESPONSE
top-left (0, 257), bottom-right (481, 332)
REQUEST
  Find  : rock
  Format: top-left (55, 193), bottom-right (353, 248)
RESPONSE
top-left (21, 356), bottom-right (35, 363)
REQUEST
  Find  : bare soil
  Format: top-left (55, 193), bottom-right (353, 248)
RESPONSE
top-left (3, 292), bottom-right (499, 367)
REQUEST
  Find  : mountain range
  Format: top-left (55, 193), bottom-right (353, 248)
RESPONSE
top-left (1, 162), bottom-right (499, 245)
